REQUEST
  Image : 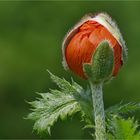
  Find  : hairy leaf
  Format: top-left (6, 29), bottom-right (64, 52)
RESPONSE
top-left (107, 117), bottom-right (140, 139)
top-left (27, 71), bottom-right (93, 134)
top-left (27, 71), bottom-right (140, 137)
top-left (106, 102), bottom-right (140, 118)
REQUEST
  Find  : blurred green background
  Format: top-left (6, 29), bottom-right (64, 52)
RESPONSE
top-left (0, 1), bottom-right (140, 139)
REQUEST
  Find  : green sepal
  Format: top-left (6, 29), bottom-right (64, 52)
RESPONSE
top-left (83, 40), bottom-right (114, 83)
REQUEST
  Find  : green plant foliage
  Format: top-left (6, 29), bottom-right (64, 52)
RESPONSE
top-left (107, 117), bottom-right (140, 139)
top-left (27, 71), bottom-right (93, 134)
top-left (106, 102), bottom-right (140, 118)
top-left (106, 102), bottom-right (140, 138)
top-left (27, 72), bottom-right (140, 138)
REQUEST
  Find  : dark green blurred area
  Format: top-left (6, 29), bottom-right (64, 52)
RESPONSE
top-left (0, 1), bottom-right (140, 139)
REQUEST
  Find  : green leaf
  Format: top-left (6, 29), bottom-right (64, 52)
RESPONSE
top-left (27, 71), bottom-right (93, 135)
top-left (27, 71), bottom-right (140, 137)
top-left (106, 102), bottom-right (140, 118)
top-left (27, 92), bottom-right (80, 134)
top-left (107, 117), bottom-right (140, 139)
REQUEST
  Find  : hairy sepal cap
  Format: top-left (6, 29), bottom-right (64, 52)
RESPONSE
top-left (83, 40), bottom-right (114, 83)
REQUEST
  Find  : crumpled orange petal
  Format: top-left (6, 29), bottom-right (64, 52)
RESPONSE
top-left (65, 21), bottom-right (122, 79)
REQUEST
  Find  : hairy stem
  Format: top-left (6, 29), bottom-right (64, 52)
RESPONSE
top-left (90, 81), bottom-right (106, 140)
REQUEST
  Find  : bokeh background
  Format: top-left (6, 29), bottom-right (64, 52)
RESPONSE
top-left (0, 1), bottom-right (140, 139)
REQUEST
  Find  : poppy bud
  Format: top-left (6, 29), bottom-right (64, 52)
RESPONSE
top-left (62, 13), bottom-right (127, 81)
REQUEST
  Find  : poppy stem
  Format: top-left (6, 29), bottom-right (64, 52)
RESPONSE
top-left (89, 81), bottom-right (106, 140)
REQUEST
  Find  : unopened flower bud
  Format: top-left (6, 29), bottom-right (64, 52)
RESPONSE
top-left (62, 13), bottom-right (127, 81)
